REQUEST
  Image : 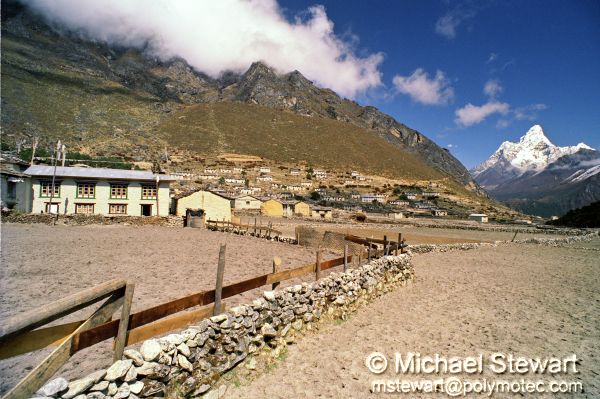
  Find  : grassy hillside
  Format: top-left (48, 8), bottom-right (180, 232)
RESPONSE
top-left (160, 102), bottom-right (444, 181)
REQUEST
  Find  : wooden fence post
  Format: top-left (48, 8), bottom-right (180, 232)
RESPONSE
top-left (367, 246), bottom-right (371, 262)
top-left (383, 235), bottom-right (388, 256)
top-left (315, 250), bottom-right (321, 280)
top-left (272, 257), bottom-right (281, 290)
top-left (343, 243), bottom-right (348, 272)
top-left (213, 244), bottom-right (226, 316)
top-left (511, 231), bottom-right (518, 242)
top-left (254, 218), bottom-right (257, 236)
top-left (398, 233), bottom-right (403, 254)
top-left (113, 283), bottom-right (135, 361)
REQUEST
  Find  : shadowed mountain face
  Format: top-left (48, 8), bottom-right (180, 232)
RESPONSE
top-left (1, 1), bottom-right (479, 193)
top-left (471, 125), bottom-right (600, 217)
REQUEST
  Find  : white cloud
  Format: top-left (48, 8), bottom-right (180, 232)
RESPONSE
top-left (496, 119), bottom-right (510, 129)
top-left (486, 52), bottom-right (498, 63)
top-left (447, 143), bottom-right (457, 148)
top-left (514, 103), bottom-right (548, 120)
top-left (455, 101), bottom-right (510, 126)
top-left (22, 0), bottom-right (383, 98)
top-left (434, 3), bottom-right (479, 39)
top-left (483, 79), bottom-right (502, 98)
top-left (392, 68), bottom-right (454, 105)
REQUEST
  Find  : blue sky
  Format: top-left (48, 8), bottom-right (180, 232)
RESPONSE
top-left (280, 0), bottom-right (600, 168)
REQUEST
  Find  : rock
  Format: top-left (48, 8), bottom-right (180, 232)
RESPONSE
top-left (291, 320), bottom-right (303, 330)
top-left (37, 377), bottom-right (68, 396)
top-left (192, 384), bottom-right (211, 396)
top-left (178, 354), bottom-right (193, 372)
top-left (107, 383), bottom-right (118, 396)
top-left (245, 357), bottom-right (257, 370)
top-left (163, 333), bottom-right (184, 346)
top-left (210, 314), bottom-right (227, 323)
top-left (86, 392), bottom-right (106, 399)
top-left (123, 349), bottom-right (144, 367)
top-left (203, 385), bottom-right (227, 399)
top-left (139, 380), bottom-right (165, 397)
top-left (263, 291), bottom-right (276, 301)
top-left (113, 383), bottom-right (130, 399)
top-left (62, 376), bottom-right (96, 399)
top-left (90, 381), bottom-right (109, 392)
top-left (260, 323), bottom-right (277, 338)
top-left (105, 359), bottom-right (133, 381)
top-left (136, 362), bottom-right (170, 379)
top-left (140, 340), bottom-right (161, 362)
top-left (176, 343), bottom-right (191, 357)
top-left (129, 381), bottom-right (144, 395)
top-left (123, 365), bottom-right (138, 382)
top-left (89, 370), bottom-right (107, 384)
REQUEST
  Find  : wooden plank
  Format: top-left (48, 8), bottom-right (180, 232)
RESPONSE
top-left (3, 292), bottom-right (124, 399)
top-left (125, 303), bottom-right (224, 346)
top-left (0, 279), bottom-right (126, 341)
top-left (113, 283), bottom-right (135, 361)
top-left (0, 321), bottom-right (83, 361)
top-left (213, 244), bottom-right (226, 316)
top-left (265, 263), bottom-right (315, 284)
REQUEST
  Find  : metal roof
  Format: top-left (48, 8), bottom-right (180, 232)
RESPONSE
top-left (24, 165), bottom-right (175, 181)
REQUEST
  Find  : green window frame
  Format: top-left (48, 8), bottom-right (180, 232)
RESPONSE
top-left (141, 184), bottom-right (157, 200)
top-left (110, 183), bottom-right (128, 199)
top-left (76, 182), bottom-right (96, 199)
top-left (39, 181), bottom-right (61, 198)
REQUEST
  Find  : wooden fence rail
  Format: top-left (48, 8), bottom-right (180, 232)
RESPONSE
top-left (206, 219), bottom-right (283, 237)
top-left (0, 232), bottom-right (402, 398)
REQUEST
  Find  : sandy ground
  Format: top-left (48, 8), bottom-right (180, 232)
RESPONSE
top-left (0, 224), bottom-right (338, 394)
top-left (226, 242), bottom-right (600, 398)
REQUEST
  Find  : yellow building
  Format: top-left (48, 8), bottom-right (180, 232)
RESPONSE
top-left (261, 198), bottom-right (283, 217)
top-left (293, 201), bottom-right (311, 217)
top-left (174, 190), bottom-right (231, 222)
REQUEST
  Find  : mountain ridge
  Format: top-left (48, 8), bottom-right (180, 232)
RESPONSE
top-left (1, 1), bottom-right (482, 197)
top-left (471, 124), bottom-right (599, 216)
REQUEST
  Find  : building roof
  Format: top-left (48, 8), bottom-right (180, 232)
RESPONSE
top-left (469, 213), bottom-right (488, 217)
top-left (24, 165), bottom-right (175, 182)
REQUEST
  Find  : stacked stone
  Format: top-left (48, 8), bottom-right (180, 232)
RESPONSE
top-left (32, 255), bottom-right (414, 399)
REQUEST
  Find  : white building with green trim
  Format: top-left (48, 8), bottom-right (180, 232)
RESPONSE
top-left (25, 166), bottom-right (174, 216)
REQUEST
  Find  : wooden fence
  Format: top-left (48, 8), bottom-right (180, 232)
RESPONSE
top-left (0, 233), bottom-right (403, 398)
top-left (206, 219), bottom-right (282, 238)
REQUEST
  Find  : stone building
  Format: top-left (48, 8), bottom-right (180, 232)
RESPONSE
top-left (173, 190), bottom-right (232, 222)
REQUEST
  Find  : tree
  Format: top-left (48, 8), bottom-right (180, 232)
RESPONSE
top-left (218, 177), bottom-right (225, 185)
top-left (310, 191), bottom-right (321, 201)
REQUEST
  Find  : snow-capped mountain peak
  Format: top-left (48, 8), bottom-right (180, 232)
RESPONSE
top-left (472, 124), bottom-right (594, 178)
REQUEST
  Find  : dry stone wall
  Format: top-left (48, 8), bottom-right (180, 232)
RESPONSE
top-left (32, 255), bottom-right (414, 399)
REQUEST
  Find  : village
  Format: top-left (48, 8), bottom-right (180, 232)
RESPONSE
top-left (1, 150), bottom-right (505, 226)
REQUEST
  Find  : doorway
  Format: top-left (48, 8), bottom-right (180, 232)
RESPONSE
top-left (141, 204), bottom-right (152, 216)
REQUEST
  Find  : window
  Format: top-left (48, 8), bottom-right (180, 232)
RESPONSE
top-left (40, 181), bottom-right (60, 198)
top-left (110, 183), bottom-right (128, 199)
top-left (109, 204), bottom-right (127, 214)
top-left (76, 182), bottom-right (95, 198)
top-left (75, 203), bottom-right (94, 214)
top-left (141, 184), bottom-right (157, 199)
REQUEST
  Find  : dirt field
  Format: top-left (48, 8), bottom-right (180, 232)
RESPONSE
top-left (0, 223), bottom-right (338, 394)
top-left (239, 215), bottom-right (566, 245)
top-left (226, 242), bottom-right (600, 398)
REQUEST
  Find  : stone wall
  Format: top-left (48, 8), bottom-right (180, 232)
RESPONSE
top-left (1, 212), bottom-right (184, 227)
top-left (32, 255), bottom-right (414, 399)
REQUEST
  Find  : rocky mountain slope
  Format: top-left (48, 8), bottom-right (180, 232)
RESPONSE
top-left (471, 125), bottom-right (600, 216)
top-left (1, 1), bottom-right (478, 195)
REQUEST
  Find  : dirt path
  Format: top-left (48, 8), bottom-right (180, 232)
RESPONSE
top-left (226, 243), bottom-right (600, 398)
top-left (0, 224), bottom-right (337, 394)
